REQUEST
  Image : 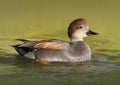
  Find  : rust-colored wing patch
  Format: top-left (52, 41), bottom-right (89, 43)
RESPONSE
top-left (34, 40), bottom-right (64, 50)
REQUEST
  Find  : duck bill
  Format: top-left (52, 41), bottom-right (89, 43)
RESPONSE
top-left (86, 30), bottom-right (99, 36)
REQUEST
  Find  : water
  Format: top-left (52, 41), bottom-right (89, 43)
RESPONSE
top-left (0, 0), bottom-right (120, 85)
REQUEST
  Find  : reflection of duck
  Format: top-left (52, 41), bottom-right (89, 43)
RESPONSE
top-left (12, 18), bottom-right (98, 63)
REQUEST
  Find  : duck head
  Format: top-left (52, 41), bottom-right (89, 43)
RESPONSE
top-left (68, 18), bottom-right (99, 41)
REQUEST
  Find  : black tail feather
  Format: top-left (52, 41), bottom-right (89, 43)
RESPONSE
top-left (10, 44), bottom-right (21, 47)
top-left (12, 45), bottom-right (33, 56)
top-left (16, 39), bottom-right (29, 42)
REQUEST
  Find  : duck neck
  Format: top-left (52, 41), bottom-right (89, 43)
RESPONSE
top-left (71, 38), bottom-right (84, 42)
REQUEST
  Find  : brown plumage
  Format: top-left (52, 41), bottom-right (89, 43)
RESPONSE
top-left (34, 39), bottom-right (68, 50)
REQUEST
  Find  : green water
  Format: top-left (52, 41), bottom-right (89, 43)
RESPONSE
top-left (0, 0), bottom-right (120, 85)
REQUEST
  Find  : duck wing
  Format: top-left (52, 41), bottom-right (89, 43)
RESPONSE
top-left (34, 39), bottom-right (69, 50)
top-left (16, 39), bottom-right (69, 50)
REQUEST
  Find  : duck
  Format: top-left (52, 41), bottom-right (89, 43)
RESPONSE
top-left (12, 18), bottom-right (99, 63)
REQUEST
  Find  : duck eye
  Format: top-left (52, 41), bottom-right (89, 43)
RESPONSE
top-left (80, 26), bottom-right (83, 28)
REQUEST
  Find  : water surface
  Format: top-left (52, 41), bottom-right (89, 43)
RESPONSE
top-left (0, 0), bottom-right (120, 85)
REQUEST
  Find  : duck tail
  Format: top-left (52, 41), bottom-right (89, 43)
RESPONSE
top-left (11, 44), bottom-right (35, 59)
top-left (11, 44), bottom-right (26, 55)
top-left (11, 39), bottom-right (31, 55)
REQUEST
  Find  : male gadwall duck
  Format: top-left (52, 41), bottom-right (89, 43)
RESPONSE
top-left (13, 18), bottom-right (98, 63)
